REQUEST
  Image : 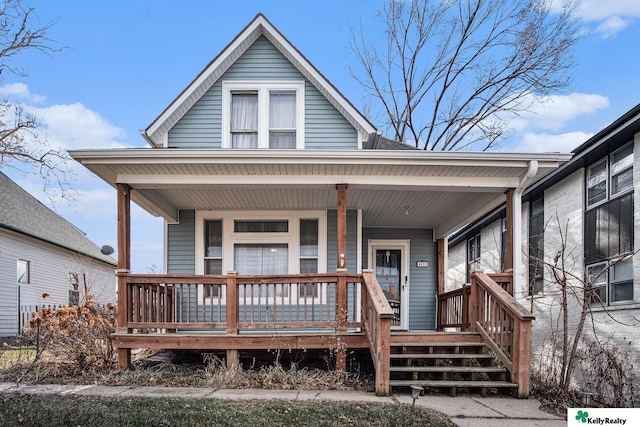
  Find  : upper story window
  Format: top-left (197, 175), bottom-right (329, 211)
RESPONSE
top-left (587, 142), bottom-right (633, 209)
top-left (223, 81), bottom-right (305, 149)
top-left (585, 141), bottom-right (634, 306)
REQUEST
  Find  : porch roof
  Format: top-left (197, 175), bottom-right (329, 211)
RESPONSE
top-left (69, 148), bottom-right (571, 238)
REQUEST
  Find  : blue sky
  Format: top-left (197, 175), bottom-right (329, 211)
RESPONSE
top-left (3, 0), bottom-right (640, 272)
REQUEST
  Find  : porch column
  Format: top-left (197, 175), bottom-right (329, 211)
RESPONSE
top-left (505, 189), bottom-right (514, 272)
top-left (336, 184), bottom-right (347, 270)
top-left (437, 238), bottom-right (447, 295)
top-left (116, 183), bottom-right (132, 370)
top-left (335, 184), bottom-right (347, 372)
top-left (509, 187), bottom-right (523, 297)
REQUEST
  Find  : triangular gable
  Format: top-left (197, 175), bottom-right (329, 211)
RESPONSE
top-left (142, 13), bottom-right (377, 148)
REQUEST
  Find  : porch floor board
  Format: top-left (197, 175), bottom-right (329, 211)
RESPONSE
top-left (111, 332), bottom-right (369, 351)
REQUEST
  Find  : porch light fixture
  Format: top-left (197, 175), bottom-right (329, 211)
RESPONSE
top-left (581, 391), bottom-right (595, 406)
top-left (410, 384), bottom-right (423, 407)
top-left (404, 206), bottom-right (409, 216)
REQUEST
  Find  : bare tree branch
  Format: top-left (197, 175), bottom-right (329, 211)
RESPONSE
top-left (0, 0), bottom-right (69, 198)
top-left (349, 0), bottom-right (581, 150)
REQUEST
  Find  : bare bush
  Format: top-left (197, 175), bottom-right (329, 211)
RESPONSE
top-left (26, 296), bottom-right (116, 370)
top-left (578, 336), bottom-right (637, 408)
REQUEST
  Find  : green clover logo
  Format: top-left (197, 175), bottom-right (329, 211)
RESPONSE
top-left (576, 410), bottom-right (589, 423)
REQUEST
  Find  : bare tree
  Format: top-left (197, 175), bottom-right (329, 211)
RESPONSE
top-left (530, 214), bottom-right (638, 400)
top-left (0, 0), bottom-right (69, 193)
top-left (350, 0), bottom-right (580, 150)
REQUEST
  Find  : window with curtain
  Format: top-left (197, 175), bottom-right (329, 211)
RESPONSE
top-left (231, 93), bottom-right (258, 148)
top-left (235, 244), bottom-right (289, 298)
top-left (269, 91), bottom-right (296, 149)
top-left (223, 82), bottom-right (303, 149)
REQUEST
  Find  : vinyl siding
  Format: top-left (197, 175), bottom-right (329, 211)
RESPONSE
top-left (326, 209), bottom-right (358, 272)
top-left (167, 210), bottom-right (196, 274)
top-left (0, 228), bottom-right (116, 336)
top-left (363, 228), bottom-right (437, 331)
top-left (168, 36), bottom-right (357, 149)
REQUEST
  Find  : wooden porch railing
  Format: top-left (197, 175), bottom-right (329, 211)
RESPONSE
top-left (124, 273), bottom-right (363, 332)
top-left (437, 272), bottom-right (534, 397)
top-left (436, 285), bottom-right (470, 330)
top-left (120, 271), bottom-right (392, 395)
top-left (361, 271), bottom-right (394, 396)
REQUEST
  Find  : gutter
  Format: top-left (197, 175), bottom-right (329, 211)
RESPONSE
top-left (510, 160), bottom-right (539, 297)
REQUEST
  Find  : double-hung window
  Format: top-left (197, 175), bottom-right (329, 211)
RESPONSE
top-left (585, 141), bottom-right (634, 305)
top-left (223, 82), bottom-right (304, 149)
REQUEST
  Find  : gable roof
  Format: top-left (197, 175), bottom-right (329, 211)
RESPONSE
top-left (142, 13), bottom-right (377, 148)
top-left (0, 172), bottom-right (116, 266)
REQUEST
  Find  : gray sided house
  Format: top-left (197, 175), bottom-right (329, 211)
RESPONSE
top-left (0, 172), bottom-right (117, 336)
top-left (447, 103), bottom-right (640, 403)
top-left (70, 14), bottom-right (571, 396)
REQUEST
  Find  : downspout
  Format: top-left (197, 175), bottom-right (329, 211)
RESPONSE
top-left (512, 160), bottom-right (538, 298)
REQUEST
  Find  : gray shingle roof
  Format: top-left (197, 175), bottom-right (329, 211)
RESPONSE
top-left (0, 171), bottom-right (116, 266)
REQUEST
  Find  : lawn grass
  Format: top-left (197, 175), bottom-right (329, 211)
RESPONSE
top-left (0, 347), bottom-right (37, 370)
top-left (0, 394), bottom-right (455, 427)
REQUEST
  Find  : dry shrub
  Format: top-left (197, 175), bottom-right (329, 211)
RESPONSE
top-left (202, 354), bottom-right (371, 391)
top-left (578, 336), bottom-right (637, 408)
top-left (26, 297), bottom-right (116, 370)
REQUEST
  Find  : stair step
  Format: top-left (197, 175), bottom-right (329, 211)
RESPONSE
top-left (390, 380), bottom-right (518, 388)
top-left (390, 366), bottom-right (506, 373)
top-left (392, 342), bottom-right (484, 347)
top-left (390, 353), bottom-right (494, 359)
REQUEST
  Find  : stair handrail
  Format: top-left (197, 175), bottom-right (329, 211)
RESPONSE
top-left (470, 271), bottom-right (534, 398)
top-left (361, 270), bottom-right (394, 396)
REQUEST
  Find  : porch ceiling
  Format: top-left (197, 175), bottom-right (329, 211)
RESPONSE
top-left (69, 149), bottom-right (572, 238)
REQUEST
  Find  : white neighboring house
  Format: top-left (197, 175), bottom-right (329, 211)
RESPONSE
top-left (0, 172), bottom-right (117, 336)
top-left (447, 103), bottom-right (640, 399)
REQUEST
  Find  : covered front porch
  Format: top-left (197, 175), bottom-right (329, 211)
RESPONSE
top-left (70, 148), bottom-right (571, 396)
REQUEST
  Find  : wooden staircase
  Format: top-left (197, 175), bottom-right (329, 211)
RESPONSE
top-left (389, 333), bottom-right (518, 396)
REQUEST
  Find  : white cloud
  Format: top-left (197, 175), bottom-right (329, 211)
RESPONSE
top-left (515, 93), bottom-right (610, 132)
top-left (578, 0), bottom-right (640, 22)
top-left (593, 16), bottom-right (632, 38)
top-left (511, 131), bottom-right (593, 153)
top-left (0, 83), bottom-right (46, 103)
top-left (26, 103), bottom-right (129, 150)
top-left (550, 0), bottom-right (640, 37)
top-left (576, 0), bottom-right (640, 37)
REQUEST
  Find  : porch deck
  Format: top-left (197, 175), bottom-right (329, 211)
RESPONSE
top-left (114, 270), bottom-right (533, 397)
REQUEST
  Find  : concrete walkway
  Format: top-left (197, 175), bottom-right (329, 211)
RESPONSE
top-left (0, 382), bottom-right (565, 427)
